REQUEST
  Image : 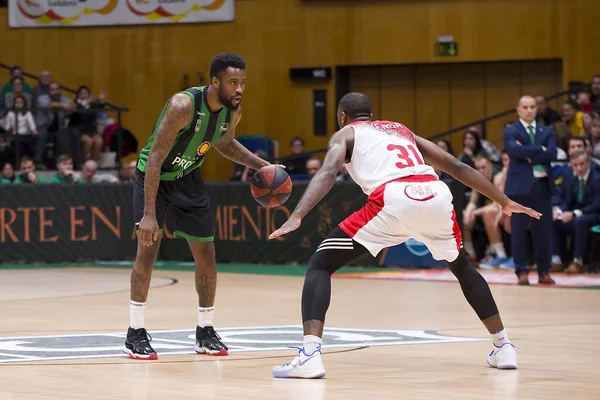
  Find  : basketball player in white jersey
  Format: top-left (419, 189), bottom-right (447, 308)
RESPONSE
top-left (269, 92), bottom-right (541, 379)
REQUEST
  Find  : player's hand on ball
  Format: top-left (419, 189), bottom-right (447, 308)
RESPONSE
top-left (269, 215), bottom-right (301, 239)
top-left (138, 215), bottom-right (160, 246)
top-left (502, 200), bottom-right (541, 219)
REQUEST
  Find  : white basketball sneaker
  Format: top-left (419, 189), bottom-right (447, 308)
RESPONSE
top-left (272, 346), bottom-right (327, 379)
top-left (487, 343), bottom-right (518, 369)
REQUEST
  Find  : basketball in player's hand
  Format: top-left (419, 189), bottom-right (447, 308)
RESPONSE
top-left (251, 165), bottom-right (292, 208)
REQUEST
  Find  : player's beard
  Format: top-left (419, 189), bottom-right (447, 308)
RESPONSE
top-left (218, 87), bottom-right (241, 111)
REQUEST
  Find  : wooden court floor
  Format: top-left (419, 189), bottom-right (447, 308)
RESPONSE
top-left (0, 267), bottom-right (598, 399)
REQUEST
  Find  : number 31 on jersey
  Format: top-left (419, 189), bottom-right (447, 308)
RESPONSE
top-left (387, 144), bottom-right (425, 169)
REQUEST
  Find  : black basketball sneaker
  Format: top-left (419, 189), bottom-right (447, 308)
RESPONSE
top-left (194, 326), bottom-right (229, 356)
top-left (123, 327), bottom-right (158, 360)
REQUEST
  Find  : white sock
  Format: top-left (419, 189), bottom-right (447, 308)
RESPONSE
top-left (492, 329), bottom-right (510, 347)
top-left (491, 242), bottom-right (507, 259)
top-left (198, 306), bottom-right (215, 328)
top-left (303, 335), bottom-right (323, 354)
top-left (552, 255), bottom-right (562, 265)
top-left (464, 241), bottom-right (476, 257)
top-left (130, 301), bottom-right (145, 330)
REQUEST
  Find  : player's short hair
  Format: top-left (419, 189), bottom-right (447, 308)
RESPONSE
top-left (209, 53), bottom-right (246, 80)
top-left (338, 92), bottom-right (372, 120)
top-left (570, 150), bottom-right (588, 160)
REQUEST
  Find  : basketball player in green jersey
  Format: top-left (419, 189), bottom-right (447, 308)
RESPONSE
top-left (124, 53), bottom-right (277, 360)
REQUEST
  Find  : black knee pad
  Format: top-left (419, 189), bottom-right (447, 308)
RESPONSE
top-left (447, 250), bottom-right (471, 276)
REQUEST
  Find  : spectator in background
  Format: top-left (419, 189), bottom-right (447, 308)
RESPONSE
top-left (76, 159), bottom-right (119, 183)
top-left (568, 136), bottom-right (586, 156)
top-left (561, 101), bottom-right (585, 136)
top-left (2, 66), bottom-right (31, 95)
top-left (535, 95), bottom-right (562, 126)
top-left (590, 119), bottom-right (600, 159)
top-left (458, 129), bottom-right (488, 169)
top-left (582, 137), bottom-right (600, 166)
top-left (552, 151), bottom-right (600, 274)
top-left (230, 150), bottom-right (268, 182)
top-left (13, 156), bottom-right (46, 184)
top-left (283, 136), bottom-right (310, 176)
top-left (5, 94), bottom-right (38, 161)
top-left (464, 126), bottom-right (501, 164)
top-left (306, 158), bottom-right (322, 179)
top-left (591, 75), bottom-right (600, 112)
top-left (550, 121), bottom-right (570, 160)
top-left (119, 160), bottom-right (137, 182)
top-left (31, 70), bottom-right (52, 113)
top-left (503, 95), bottom-right (556, 285)
top-left (434, 139), bottom-right (456, 181)
top-left (463, 155), bottom-right (509, 268)
top-left (35, 82), bottom-right (77, 169)
top-left (0, 162), bottom-right (15, 183)
top-left (69, 85), bottom-right (103, 162)
top-left (336, 164), bottom-right (353, 183)
top-left (582, 111), bottom-right (598, 136)
top-left (47, 154), bottom-right (84, 183)
top-left (576, 90), bottom-right (595, 113)
top-left (1, 77), bottom-right (32, 120)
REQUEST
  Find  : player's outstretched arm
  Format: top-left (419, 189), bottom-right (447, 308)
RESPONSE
top-left (214, 108), bottom-right (276, 170)
top-left (138, 94), bottom-right (192, 246)
top-left (414, 135), bottom-right (542, 219)
top-left (269, 128), bottom-right (351, 239)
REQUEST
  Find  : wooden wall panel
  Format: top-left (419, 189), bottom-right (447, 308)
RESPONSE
top-left (349, 67), bottom-right (382, 119)
top-left (414, 65), bottom-right (451, 137)
top-left (521, 61), bottom-right (563, 112)
top-left (0, 0), bottom-right (597, 180)
top-left (484, 63), bottom-right (523, 147)
top-left (448, 64), bottom-right (486, 155)
top-left (379, 66), bottom-right (416, 131)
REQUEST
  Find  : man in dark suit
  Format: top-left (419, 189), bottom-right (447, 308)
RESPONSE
top-left (503, 96), bottom-right (557, 285)
top-left (552, 151), bottom-right (600, 274)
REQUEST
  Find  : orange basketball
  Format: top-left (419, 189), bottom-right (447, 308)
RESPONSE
top-left (250, 166), bottom-right (293, 208)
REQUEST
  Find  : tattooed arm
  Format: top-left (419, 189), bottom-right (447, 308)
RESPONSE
top-left (269, 127), bottom-right (353, 239)
top-left (138, 93), bottom-right (192, 246)
top-left (214, 108), bottom-right (270, 169)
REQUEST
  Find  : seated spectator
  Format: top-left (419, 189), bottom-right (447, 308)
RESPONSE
top-left (464, 126), bottom-right (500, 164)
top-left (47, 154), bottom-right (84, 183)
top-left (583, 136), bottom-right (600, 166)
top-left (13, 156), bottom-right (47, 184)
top-left (457, 129), bottom-right (488, 169)
top-left (35, 82), bottom-right (77, 169)
top-left (576, 90), bottom-right (595, 113)
top-left (535, 95), bottom-right (562, 126)
top-left (463, 155), bottom-right (509, 268)
top-left (1, 66), bottom-right (31, 95)
top-left (306, 157), bottom-right (322, 179)
top-left (69, 85), bottom-right (104, 162)
top-left (552, 151), bottom-right (600, 274)
top-left (434, 139), bottom-right (456, 180)
top-left (5, 94), bottom-right (38, 161)
top-left (31, 70), bottom-right (52, 114)
top-left (561, 101), bottom-right (585, 136)
top-left (230, 150), bottom-right (268, 182)
top-left (550, 121), bottom-right (571, 157)
top-left (1, 162), bottom-right (15, 183)
top-left (76, 159), bottom-right (119, 183)
top-left (119, 160), bottom-right (137, 182)
top-left (591, 75), bottom-right (600, 113)
top-left (582, 111), bottom-right (599, 135)
top-left (283, 136), bottom-right (310, 175)
top-left (1, 76), bottom-right (32, 122)
top-left (590, 119), bottom-right (600, 159)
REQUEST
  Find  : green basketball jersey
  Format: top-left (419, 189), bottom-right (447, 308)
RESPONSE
top-left (137, 86), bottom-right (233, 181)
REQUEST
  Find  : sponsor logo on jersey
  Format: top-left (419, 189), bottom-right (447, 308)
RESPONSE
top-left (220, 123), bottom-right (229, 133)
top-left (194, 114), bottom-right (202, 133)
top-left (197, 141), bottom-right (211, 156)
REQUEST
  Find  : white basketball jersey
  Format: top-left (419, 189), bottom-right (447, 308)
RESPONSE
top-left (345, 120), bottom-right (437, 195)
